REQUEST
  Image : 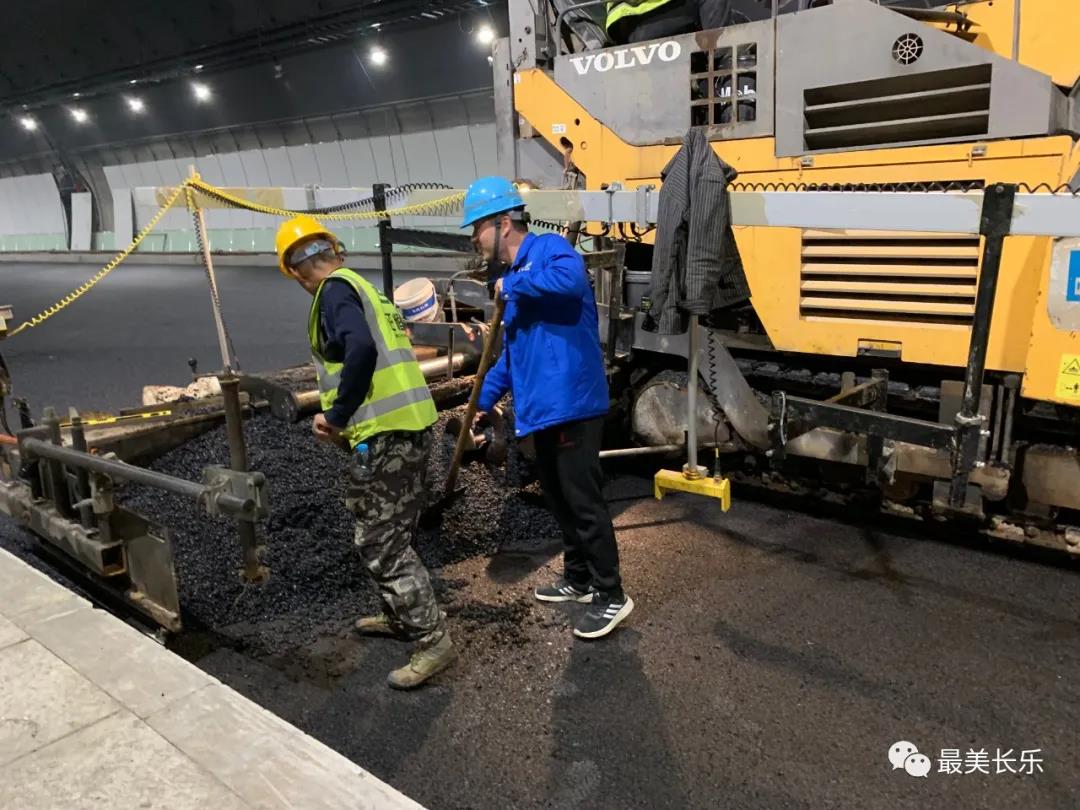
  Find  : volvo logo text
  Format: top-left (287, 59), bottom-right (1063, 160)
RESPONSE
top-left (568, 41), bottom-right (681, 76)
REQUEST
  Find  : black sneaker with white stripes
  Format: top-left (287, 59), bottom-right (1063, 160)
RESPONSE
top-left (534, 578), bottom-right (594, 603)
top-left (573, 593), bottom-right (634, 639)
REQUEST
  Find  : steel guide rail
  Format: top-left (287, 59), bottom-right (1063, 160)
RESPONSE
top-left (19, 438), bottom-right (257, 517)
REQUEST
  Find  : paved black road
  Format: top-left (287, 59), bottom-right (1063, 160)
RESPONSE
top-left (1, 265), bottom-right (1078, 809)
top-left (167, 488), bottom-right (1079, 810)
top-left (1, 261), bottom-right (383, 415)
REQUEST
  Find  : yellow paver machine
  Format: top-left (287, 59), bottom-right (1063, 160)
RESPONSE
top-left (491, 0), bottom-right (1080, 551)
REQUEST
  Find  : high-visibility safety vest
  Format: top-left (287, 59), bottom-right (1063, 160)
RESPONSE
top-left (308, 268), bottom-right (437, 448)
top-left (605, 0), bottom-right (678, 33)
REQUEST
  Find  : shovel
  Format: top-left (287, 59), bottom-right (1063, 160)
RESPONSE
top-left (424, 295), bottom-right (506, 519)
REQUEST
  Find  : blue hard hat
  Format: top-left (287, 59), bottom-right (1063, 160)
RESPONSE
top-left (461, 176), bottom-right (526, 228)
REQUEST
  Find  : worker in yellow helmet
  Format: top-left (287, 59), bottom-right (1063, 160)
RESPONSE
top-left (274, 215), bottom-right (455, 690)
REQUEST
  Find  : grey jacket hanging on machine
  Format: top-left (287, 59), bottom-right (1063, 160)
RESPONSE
top-left (642, 127), bottom-right (751, 335)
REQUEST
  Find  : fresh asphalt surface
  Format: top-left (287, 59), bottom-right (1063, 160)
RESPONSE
top-left (1, 262), bottom-right (1078, 809)
top-left (2, 262), bottom-right (313, 414)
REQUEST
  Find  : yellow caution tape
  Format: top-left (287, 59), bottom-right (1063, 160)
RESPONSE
top-left (8, 183), bottom-right (188, 337)
top-left (185, 178), bottom-right (465, 221)
top-left (7, 176), bottom-right (465, 338)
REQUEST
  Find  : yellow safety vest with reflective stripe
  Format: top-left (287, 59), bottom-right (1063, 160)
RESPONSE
top-left (308, 268), bottom-right (436, 447)
top-left (606, 0), bottom-right (677, 33)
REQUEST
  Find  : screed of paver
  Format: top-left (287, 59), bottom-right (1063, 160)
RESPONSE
top-left (0, 709), bottom-right (250, 809)
top-left (0, 639), bottom-right (118, 766)
top-left (147, 683), bottom-right (423, 810)
top-left (26, 606), bottom-right (212, 718)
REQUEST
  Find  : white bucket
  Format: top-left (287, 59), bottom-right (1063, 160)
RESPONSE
top-left (394, 277), bottom-right (442, 323)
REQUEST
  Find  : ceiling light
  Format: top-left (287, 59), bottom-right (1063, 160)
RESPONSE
top-left (18, 116), bottom-right (37, 131)
top-left (194, 64), bottom-right (205, 71)
top-left (192, 82), bottom-right (211, 102)
top-left (126, 96), bottom-right (145, 113)
top-left (70, 108), bottom-right (89, 124)
top-left (129, 79), bottom-right (138, 85)
top-left (72, 92), bottom-right (81, 98)
top-left (476, 25), bottom-right (495, 45)
top-left (369, 46), bottom-right (388, 67)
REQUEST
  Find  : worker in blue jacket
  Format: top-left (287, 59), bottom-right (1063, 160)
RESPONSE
top-left (464, 176), bottom-right (633, 639)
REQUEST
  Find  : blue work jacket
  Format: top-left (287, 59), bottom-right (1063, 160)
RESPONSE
top-left (478, 232), bottom-right (610, 436)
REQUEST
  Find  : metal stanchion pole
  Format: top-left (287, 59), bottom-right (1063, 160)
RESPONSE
top-left (188, 167), bottom-right (267, 583)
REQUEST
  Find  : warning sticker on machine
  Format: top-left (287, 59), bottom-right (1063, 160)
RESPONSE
top-left (1056, 354), bottom-right (1080, 401)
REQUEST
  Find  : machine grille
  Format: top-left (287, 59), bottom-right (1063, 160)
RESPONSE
top-left (799, 229), bottom-right (980, 326)
top-left (803, 64), bottom-right (991, 151)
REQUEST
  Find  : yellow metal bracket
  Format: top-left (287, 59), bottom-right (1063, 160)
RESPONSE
top-left (654, 469), bottom-right (732, 512)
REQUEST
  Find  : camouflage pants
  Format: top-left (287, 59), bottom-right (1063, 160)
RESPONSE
top-left (345, 428), bottom-right (445, 646)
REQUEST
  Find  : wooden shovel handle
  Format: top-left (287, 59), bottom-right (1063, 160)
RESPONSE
top-left (444, 295), bottom-right (506, 495)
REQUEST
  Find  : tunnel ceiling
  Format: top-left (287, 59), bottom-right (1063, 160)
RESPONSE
top-left (2, 0), bottom-right (501, 109)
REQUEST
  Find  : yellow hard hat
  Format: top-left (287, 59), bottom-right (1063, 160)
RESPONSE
top-left (275, 215), bottom-right (339, 276)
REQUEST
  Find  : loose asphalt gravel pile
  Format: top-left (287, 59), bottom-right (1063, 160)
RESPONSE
top-left (121, 405), bottom-right (562, 654)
